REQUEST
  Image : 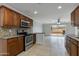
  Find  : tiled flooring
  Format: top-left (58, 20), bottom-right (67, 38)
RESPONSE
top-left (18, 35), bottom-right (68, 56)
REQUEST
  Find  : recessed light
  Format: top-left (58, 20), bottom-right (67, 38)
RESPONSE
top-left (34, 11), bottom-right (38, 14)
top-left (58, 6), bottom-right (62, 9)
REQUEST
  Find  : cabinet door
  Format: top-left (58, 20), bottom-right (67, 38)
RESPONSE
top-left (33, 34), bottom-right (36, 44)
top-left (70, 42), bottom-right (77, 56)
top-left (13, 12), bottom-right (21, 28)
top-left (71, 11), bottom-right (75, 26)
top-left (7, 38), bottom-right (18, 56)
top-left (3, 8), bottom-right (14, 27)
top-left (78, 47), bottom-right (79, 56)
top-left (78, 42), bottom-right (79, 56)
top-left (20, 15), bottom-right (26, 20)
top-left (18, 36), bottom-right (24, 53)
top-left (75, 7), bottom-right (79, 26)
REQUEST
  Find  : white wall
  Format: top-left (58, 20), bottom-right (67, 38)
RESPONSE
top-left (43, 24), bottom-right (52, 35)
top-left (32, 21), bottom-right (43, 33)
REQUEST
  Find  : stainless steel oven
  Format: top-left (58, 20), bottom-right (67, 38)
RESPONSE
top-left (25, 35), bottom-right (33, 47)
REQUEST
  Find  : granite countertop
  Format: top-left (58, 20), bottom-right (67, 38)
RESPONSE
top-left (67, 34), bottom-right (79, 41)
top-left (30, 33), bottom-right (45, 34)
top-left (0, 35), bottom-right (24, 39)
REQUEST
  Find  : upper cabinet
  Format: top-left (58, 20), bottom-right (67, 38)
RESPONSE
top-left (75, 7), bottom-right (79, 26)
top-left (71, 6), bottom-right (79, 26)
top-left (13, 12), bottom-right (21, 28)
top-left (0, 5), bottom-right (33, 28)
top-left (0, 6), bottom-right (14, 28)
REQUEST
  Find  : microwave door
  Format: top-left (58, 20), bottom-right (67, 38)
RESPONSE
top-left (21, 22), bottom-right (29, 28)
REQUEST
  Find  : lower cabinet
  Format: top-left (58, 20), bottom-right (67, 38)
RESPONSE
top-left (18, 37), bottom-right (24, 53)
top-left (70, 42), bottom-right (77, 56)
top-left (65, 36), bottom-right (78, 56)
top-left (7, 36), bottom-right (24, 56)
top-left (0, 36), bottom-right (24, 56)
top-left (78, 47), bottom-right (79, 56)
top-left (32, 34), bottom-right (36, 44)
top-left (7, 38), bottom-right (18, 56)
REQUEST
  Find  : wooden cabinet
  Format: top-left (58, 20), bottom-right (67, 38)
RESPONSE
top-left (0, 40), bottom-right (7, 56)
top-left (18, 36), bottom-right (24, 53)
top-left (0, 5), bottom-right (33, 28)
top-left (70, 42), bottom-right (77, 56)
top-left (75, 7), bottom-right (79, 26)
top-left (7, 38), bottom-right (18, 56)
top-left (65, 36), bottom-right (78, 56)
top-left (71, 6), bottom-right (79, 26)
top-left (0, 36), bottom-right (24, 56)
top-left (13, 12), bottom-right (21, 28)
top-left (78, 42), bottom-right (79, 56)
top-left (8, 36), bottom-right (24, 56)
top-left (32, 34), bottom-right (36, 44)
top-left (20, 15), bottom-right (26, 20)
top-left (4, 8), bottom-right (14, 27)
top-left (0, 6), bottom-right (21, 28)
top-left (71, 11), bottom-right (75, 26)
top-left (0, 6), bottom-right (14, 28)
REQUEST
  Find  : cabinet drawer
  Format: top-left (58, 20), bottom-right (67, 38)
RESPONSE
top-left (7, 44), bottom-right (18, 56)
top-left (70, 42), bottom-right (77, 56)
top-left (78, 42), bottom-right (79, 46)
top-left (7, 38), bottom-right (17, 44)
top-left (71, 38), bottom-right (78, 45)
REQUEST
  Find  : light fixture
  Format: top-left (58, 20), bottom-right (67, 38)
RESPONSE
top-left (58, 6), bottom-right (62, 9)
top-left (34, 11), bottom-right (38, 14)
top-left (57, 18), bottom-right (61, 25)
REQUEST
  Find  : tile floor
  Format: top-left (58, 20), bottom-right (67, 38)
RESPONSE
top-left (18, 35), bottom-right (68, 56)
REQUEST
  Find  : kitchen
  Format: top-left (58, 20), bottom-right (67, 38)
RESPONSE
top-left (0, 5), bottom-right (37, 56)
top-left (0, 4), bottom-right (45, 56)
top-left (0, 3), bottom-right (79, 56)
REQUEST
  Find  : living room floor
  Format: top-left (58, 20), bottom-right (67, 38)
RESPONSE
top-left (18, 35), bottom-right (68, 56)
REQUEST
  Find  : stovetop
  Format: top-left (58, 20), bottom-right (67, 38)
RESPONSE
top-left (17, 32), bottom-right (32, 36)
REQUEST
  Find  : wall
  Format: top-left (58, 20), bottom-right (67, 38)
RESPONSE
top-left (43, 24), bottom-right (52, 35)
top-left (32, 21), bottom-right (43, 33)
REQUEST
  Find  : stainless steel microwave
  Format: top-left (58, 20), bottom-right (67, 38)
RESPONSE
top-left (21, 20), bottom-right (30, 28)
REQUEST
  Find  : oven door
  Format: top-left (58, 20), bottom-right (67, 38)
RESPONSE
top-left (25, 35), bottom-right (33, 47)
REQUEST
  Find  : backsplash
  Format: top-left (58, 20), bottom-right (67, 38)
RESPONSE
top-left (0, 28), bottom-right (17, 37)
top-left (17, 27), bottom-right (33, 33)
top-left (0, 27), bottom-right (33, 38)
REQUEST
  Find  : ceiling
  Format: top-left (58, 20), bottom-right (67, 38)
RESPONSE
top-left (1, 3), bottom-right (79, 24)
